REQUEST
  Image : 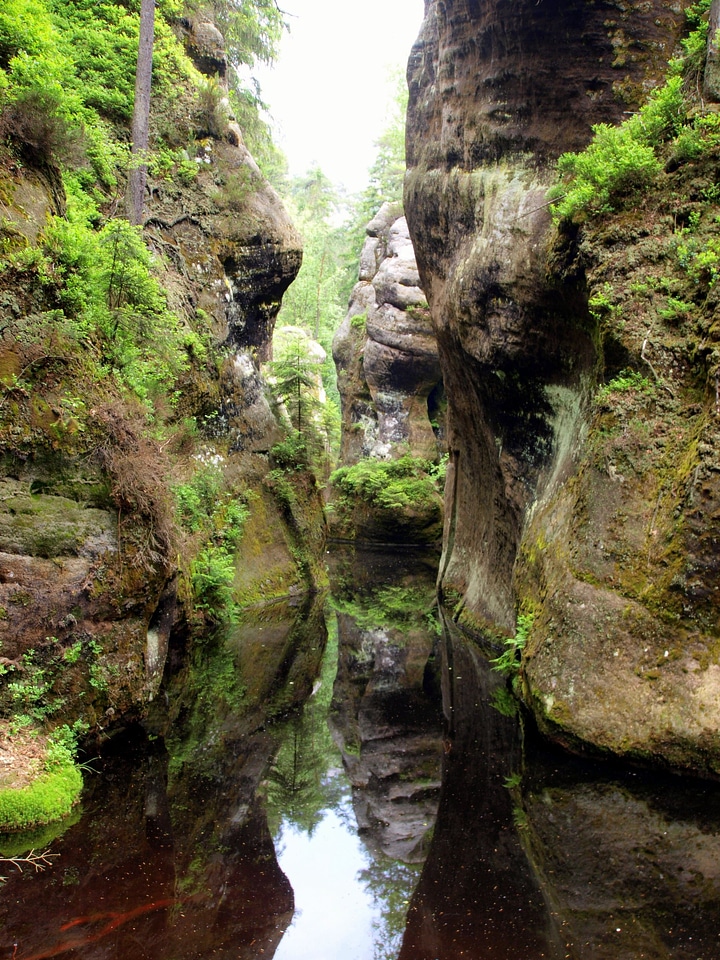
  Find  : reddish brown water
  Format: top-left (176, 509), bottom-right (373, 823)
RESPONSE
top-left (2, 548), bottom-right (720, 960)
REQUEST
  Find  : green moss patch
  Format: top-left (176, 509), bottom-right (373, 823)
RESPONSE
top-left (0, 763), bottom-right (82, 832)
top-left (328, 455), bottom-right (445, 544)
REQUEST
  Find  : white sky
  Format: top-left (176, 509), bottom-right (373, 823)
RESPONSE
top-left (254, 0), bottom-right (425, 195)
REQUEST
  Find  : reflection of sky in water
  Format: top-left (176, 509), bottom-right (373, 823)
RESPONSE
top-left (273, 796), bottom-right (378, 960)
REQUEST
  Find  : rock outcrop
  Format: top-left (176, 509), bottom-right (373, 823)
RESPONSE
top-left (404, 0), bottom-right (720, 774)
top-left (333, 202), bottom-right (443, 464)
top-left (0, 7), bottom-right (309, 749)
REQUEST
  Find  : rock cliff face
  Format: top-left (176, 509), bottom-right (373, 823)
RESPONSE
top-left (333, 202), bottom-right (443, 465)
top-left (0, 12), bottom-right (307, 737)
top-left (404, 0), bottom-right (720, 774)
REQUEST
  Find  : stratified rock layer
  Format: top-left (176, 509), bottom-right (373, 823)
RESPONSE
top-left (404, 0), bottom-right (720, 774)
top-left (333, 203), bottom-right (443, 464)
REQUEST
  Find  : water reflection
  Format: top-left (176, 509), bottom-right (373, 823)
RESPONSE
top-left (265, 548), bottom-right (445, 959)
top-left (0, 732), bottom-right (294, 960)
top-left (328, 546), bottom-right (444, 864)
top-left (400, 610), bottom-right (720, 960)
top-left (399, 611), bottom-right (561, 960)
top-left (0, 593), bottom-right (328, 960)
top-left (3, 550), bottom-right (720, 959)
top-left (522, 738), bottom-right (720, 959)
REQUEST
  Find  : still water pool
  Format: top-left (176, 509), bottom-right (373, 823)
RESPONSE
top-left (2, 547), bottom-right (720, 960)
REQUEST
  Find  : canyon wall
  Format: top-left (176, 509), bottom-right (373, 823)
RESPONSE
top-left (0, 12), bottom-right (319, 742)
top-left (405, 0), bottom-right (720, 775)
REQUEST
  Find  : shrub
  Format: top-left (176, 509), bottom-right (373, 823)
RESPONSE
top-left (627, 76), bottom-right (686, 147)
top-left (174, 464), bottom-right (224, 533)
top-left (330, 455), bottom-right (443, 511)
top-left (270, 431), bottom-right (309, 469)
top-left (550, 0), bottom-right (712, 222)
top-left (550, 124), bottom-right (661, 220)
top-left (0, 85), bottom-right (85, 165)
top-left (174, 462), bottom-right (250, 621)
top-left (196, 77), bottom-right (230, 139)
top-left (597, 370), bottom-right (654, 401)
top-left (43, 215), bottom-right (191, 402)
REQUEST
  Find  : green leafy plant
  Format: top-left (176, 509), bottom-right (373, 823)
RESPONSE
top-left (550, 2), bottom-right (711, 222)
top-left (174, 462), bottom-right (250, 622)
top-left (191, 545), bottom-right (237, 620)
top-left (330, 455), bottom-right (443, 511)
top-left (270, 431), bottom-right (310, 470)
top-left (550, 124), bottom-right (661, 220)
top-left (491, 613), bottom-right (534, 676)
top-left (596, 370), bottom-right (654, 402)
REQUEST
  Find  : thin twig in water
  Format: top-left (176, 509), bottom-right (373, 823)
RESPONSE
top-left (0, 848), bottom-right (59, 882)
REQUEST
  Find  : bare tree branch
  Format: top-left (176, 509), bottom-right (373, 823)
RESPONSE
top-left (0, 849), bottom-right (59, 882)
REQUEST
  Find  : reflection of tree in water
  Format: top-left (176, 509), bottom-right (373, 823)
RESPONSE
top-left (265, 617), bottom-right (346, 837)
top-left (360, 857), bottom-right (422, 960)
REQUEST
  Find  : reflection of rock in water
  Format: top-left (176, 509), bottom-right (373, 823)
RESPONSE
top-left (0, 729), bottom-right (294, 960)
top-left (328, 546), bottom-right (444, 863)
top-left (399, 616), bottom-right (564, 960)
top-left (400, 613), bottom-right (720, 960)
top-left (520, 741), bottom-right (720, 960)
top-left (0, 593), bottom-right (333, 960)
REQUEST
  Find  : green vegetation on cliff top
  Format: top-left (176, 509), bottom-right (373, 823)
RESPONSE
top-left (549, 0), bottom-right (714, 222)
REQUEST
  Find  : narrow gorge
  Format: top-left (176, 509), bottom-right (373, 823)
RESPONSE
top-left (2, 0), bottom-right (720, 957)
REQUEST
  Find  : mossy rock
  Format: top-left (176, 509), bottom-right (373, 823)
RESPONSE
top-left (0, 764), bottom-right (83, 832)
top-left (0, 479), bottom-right (117, 559)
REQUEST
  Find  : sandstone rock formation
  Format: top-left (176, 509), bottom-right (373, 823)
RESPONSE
top-left (404, 0), bottom-right (720, 774)
top-left (333, 202), bottom-right (443, 465)
top-left (0, 11), bottom-right (307, 740)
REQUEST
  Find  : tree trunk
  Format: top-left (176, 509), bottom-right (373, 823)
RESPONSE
top-left (127, 0), bottom-right (155, 225)
top-left (705, 0), bottom-right (720, 102)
